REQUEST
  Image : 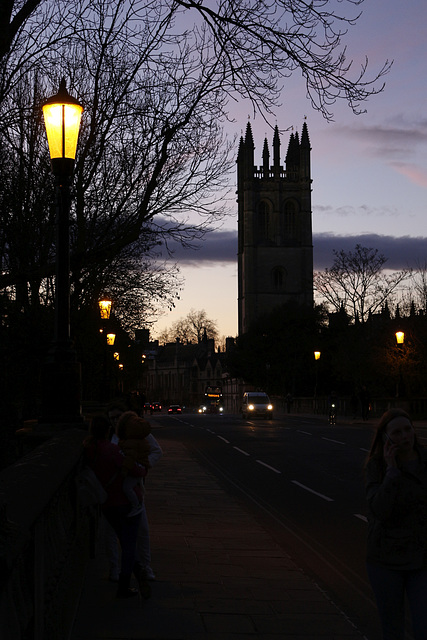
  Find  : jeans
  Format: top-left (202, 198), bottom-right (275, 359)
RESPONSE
top-left (105, 503), bottom-right (151, 572)
top-left (367, 562), bottom-right (427, 640)
top-left (103, 505), bottom-right (141, 579)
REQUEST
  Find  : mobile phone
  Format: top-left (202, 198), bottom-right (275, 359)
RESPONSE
top-left (383, 432), bottom-right (395, 445)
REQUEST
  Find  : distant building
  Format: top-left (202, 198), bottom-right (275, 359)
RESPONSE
top-left (237, 121), bottom-right (313, 335)
top-left (144, 335), bottom-right (228, 408)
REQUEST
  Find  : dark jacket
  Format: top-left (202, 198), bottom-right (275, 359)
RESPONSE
top-left (365, 449), bottom-right (427, 570)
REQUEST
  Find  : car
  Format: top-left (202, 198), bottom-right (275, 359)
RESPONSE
top-left (198, 405), bottom-right (207, 413)
top-left (168, 404), bottom-right (182, 414)
top-left (241, 392), bottom-right (273, 419)
top-left (150, 402), bottom-right (162, 413)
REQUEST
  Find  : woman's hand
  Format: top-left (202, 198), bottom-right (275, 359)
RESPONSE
top-left (383, 438), bottom-right (399, 468)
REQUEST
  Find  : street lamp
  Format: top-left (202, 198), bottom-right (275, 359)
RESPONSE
top-left (395, 331), bottom-right (405, 345)
top-left (313, 350), bottom-right (321, 412)
top-left (395, 331), bottom-right (405, 398)
top-left (39, 79), bottom-right (84, 424)
top-left (98, 299), bottom-right (112, 321)
top-left (107, 333), bottom-right (116, 346)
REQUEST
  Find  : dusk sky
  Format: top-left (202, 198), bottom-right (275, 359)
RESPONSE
top-left (153, 0), bottom-right (427, 340)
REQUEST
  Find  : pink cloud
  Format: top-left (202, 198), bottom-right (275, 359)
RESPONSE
top-left (390, 162), bottom-right (427, 188)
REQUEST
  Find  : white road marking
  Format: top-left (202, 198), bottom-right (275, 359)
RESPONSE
top-left (217, 436), bottom-right (230, 443)
top-left (354, 514), bottom-right (368, 522)
top-left (291, 481), bottom-right (334, 502)
top-left (297, 430), bottom-right (312, 436)
top-left (322, 437), bottom-right (345, 445)
top-left (234, 446), bottom-right (250, 456)
top-left (256, 460), bottom-right (281, 474)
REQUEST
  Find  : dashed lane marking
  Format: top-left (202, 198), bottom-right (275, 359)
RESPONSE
top-left (291, 481), bottom-right (334, 502)
top-left (354, 514), bottom-right (368, 522)
top-left (322, 437), bottom-right (346, 445)
top-left (234, 446), bottom-right (250, 456)
top-left (256, 460), bottom-right (282, 474)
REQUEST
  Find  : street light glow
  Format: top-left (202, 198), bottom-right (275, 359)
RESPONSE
top-left (98, 299), bottom-right (112, 320)
top-left (395, 331), bottom-right (405, 345)
top-left (42, 78), bottom-right (83, 175)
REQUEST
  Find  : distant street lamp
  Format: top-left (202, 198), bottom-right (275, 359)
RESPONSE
top-left (314, 350), bottom-right (321, 361)
top-left (107, 333), bottom-right (116, 346)
top-left (39, 79), bottom-right (84, 424)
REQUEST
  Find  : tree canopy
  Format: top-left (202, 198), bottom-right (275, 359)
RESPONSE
top-left (158, 308), bottom-right (219, 344)
top-left (1, 1), bottom-right (391, 321)
top-left (314, 244), bottom-right (410, 323)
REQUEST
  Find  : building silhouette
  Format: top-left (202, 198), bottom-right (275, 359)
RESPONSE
top-left (237, 121), bottom-right (313, 335)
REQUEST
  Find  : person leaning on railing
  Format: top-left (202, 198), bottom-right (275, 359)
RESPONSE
top-left (83, 414), bottom-right (148, 598)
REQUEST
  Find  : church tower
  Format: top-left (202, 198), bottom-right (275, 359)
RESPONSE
top-left (237, 122), bottom-right (313, 335)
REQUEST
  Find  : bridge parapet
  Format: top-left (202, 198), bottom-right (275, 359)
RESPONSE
top-left (0, 428), bottom-right (95, 640)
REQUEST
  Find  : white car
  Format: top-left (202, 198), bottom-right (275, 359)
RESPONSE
top-left (241, 392), bottom-right (273, 419)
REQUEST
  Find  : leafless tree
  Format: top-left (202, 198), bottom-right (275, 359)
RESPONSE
top-left (1, 1), bottom-right (391, 120)
top-left (1, 0), bottom-right (392, 324)
top-left (161, 308), bottom-right (219, 344)
top-left (314, 245), bottom-right (410, 323)
top-left (409, 261), bottom-right (427, 313)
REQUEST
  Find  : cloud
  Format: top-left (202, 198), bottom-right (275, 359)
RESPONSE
top-left (313, 233), bottom-right (427, 270)
top-left (334, 121), bottom-right (427, 158)
top-left (162, 229), bottom-right (237, 265)
top-left (163, 229), bottom-right (427, 271)
top-left (390, 162), bottom-right (427, 188)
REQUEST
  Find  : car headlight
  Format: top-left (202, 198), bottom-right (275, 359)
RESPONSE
top-left (219, 406), bottom-right (223, 412)
top-left (248, 404), bottom-right (255, 411)
top-left (267, 404), bottom-right (273, 411)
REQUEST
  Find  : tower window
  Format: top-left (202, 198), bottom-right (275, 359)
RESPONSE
top-left (272, 267), bottom-right (286, 290)
top-left (281, 199), bottom-right (299, 240)
top-left (258, 201), bottom-right (270, 240)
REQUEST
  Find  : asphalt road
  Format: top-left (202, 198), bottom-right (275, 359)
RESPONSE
top-left (153, 411), bottom-right (422, 640)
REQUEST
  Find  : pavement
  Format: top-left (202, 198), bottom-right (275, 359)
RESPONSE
top-left (70, 422), bottom-right (367, 640)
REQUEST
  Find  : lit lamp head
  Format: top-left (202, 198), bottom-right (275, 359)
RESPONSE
top-left (106, 333), bottom-right (116, 346)
top-left (314, 351), bottom-right (321, 361)
top-left (395, 331), bottom-right (405, 345)
top-left (98, 299), bottom-right (112, 320)
top-left (42, 78), bottom-right (83, 177)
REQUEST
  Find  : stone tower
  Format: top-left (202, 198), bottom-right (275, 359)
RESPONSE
top-left (237, 122), bottom-right (313, 335)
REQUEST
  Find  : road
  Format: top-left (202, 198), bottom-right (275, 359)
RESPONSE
top-left (152, 411), bottom-right (424, 640)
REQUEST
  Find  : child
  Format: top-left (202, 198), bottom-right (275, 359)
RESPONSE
top-left (116, 411), bottom-right (151, 517)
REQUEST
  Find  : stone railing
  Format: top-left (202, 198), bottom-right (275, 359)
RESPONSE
top-left (0, 427), bottom-right (97, 640)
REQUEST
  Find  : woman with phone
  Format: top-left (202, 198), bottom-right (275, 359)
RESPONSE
top-left (365, 408), bottom-right (427, 639)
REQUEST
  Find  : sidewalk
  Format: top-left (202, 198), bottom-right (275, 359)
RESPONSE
top-left (70, 433), bottom-right (365, 640)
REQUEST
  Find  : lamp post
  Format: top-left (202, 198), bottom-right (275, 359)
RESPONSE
top-left (395, 331), bottom-right (405, 398)
top-left (39, 79), bottom-right (84, 424)
top-left (314, 350), bottom-right (321, 412)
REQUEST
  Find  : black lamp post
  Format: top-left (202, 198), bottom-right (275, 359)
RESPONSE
top-left (39, 79), bottom-right (84, 424)
top-left (395, 331), bottom-right (405, 398)
top-left (313, 350), bottom-right (321, 412)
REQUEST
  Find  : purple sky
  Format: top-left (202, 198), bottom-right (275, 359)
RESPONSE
top-left (153, 0), bottom-right (427, 338)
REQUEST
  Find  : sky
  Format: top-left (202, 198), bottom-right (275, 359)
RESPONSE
top-left (152, 0), bottom-right (427, 340)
